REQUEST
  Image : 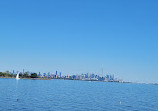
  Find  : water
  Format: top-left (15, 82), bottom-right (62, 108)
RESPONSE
top-left (0, 78), bottom-right (158, 111)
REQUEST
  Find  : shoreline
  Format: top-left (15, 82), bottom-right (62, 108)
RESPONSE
top-left (0, 77), bottom-right (157, 85)
top-left (0, 77), bottom-right (51, 80)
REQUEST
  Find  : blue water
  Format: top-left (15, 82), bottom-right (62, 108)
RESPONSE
top-left (0, 78), bottom-right (158, 111)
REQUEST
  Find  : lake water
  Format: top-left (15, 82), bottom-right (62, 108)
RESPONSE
top-left (0, 78), bottom-right (158, 111)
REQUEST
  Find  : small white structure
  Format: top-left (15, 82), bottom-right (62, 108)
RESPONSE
top-left (16, 72), bottom-right (20, 80)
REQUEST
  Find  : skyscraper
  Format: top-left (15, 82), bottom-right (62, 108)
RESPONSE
top-left (23, 69), bottom-right (25, 75)
top-left (56, 71), bottom-right (58, 75)
top-left (38, 72), bottom-right (41, 76)
top-left (55, 71), bottom-right (58, 78)
top-left (60, 72), bottom-right (61, 78)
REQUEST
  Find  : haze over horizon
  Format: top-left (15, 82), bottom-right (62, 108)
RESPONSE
top-left (0, 0), bottom-right (158, 83)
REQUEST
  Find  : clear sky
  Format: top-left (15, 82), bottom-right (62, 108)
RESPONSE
top-left (0, 0), bottom-right (158, 83)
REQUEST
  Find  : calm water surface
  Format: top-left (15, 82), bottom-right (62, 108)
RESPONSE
top-left (0, 78), bottom-right (158, 111)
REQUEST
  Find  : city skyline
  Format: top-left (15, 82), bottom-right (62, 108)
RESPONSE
top-left (1, 68), bottom-right (118, 78)
top-left (0, 0), bottom-right (158, 83)
top-left (1, 69), bottom-right (122, 83)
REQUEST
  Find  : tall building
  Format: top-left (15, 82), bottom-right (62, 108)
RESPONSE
top-left (23, 69), bottom-right (25, 74)
top-left (56, 71), bottom-right (58, 75)
top-left (38, 72), bottom-right (41, 76)
top-left (60, 72), bottom-right (61, 78)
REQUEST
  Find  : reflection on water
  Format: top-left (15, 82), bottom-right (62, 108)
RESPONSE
top-left (0, 78), bottom-right (158, 111)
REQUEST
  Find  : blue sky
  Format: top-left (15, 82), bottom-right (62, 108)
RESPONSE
top-left (0, 0), bottom-right (158, 83)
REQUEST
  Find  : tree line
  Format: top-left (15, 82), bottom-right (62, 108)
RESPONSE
top-left (0, 71), bottom-right (38, 78)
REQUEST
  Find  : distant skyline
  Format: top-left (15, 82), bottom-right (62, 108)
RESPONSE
top-left (0, 0), bottom-right (158, 83)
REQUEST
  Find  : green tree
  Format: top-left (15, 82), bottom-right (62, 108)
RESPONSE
top-left (19, 73), bottom-right (22, 77)
top-left (9, 74), bottom-right (14, 77)
top-left (4, 70), bottom-right (10, 77)
top-left (5, 70), bottom-right (9, 74)
top-left (23, 72), bottom-right (29, 78)
top-left (31, 73), bottom-right (37, 78)
top-left (0, 72), bottom-right (3, 76)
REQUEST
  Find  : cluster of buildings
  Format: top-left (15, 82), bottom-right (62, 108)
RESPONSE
top-left (10, 69), bottom-right (123, 82)
top-left (38, 71), bottom-right (122, 82)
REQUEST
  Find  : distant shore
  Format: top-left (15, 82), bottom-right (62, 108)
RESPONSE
top-left (0, 77), bottom-right (51, 80)
top-left (0, 77), bottom-right (157, 85)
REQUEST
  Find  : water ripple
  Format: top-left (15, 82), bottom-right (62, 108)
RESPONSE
top-left (0, 79), bottom-right (158, 111)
